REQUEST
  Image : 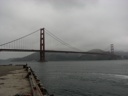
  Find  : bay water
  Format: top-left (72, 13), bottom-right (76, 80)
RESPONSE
top-left (1, 60), bottom-right (128, 96)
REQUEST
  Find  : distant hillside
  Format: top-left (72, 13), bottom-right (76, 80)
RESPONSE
top-left (8, 49), bottom-right (118, 61)
top-left (0, 59), bottom-right (5, 62)
top-left (88, 49), bottom-right (106, 53)
top-left (10, 52), bottom-right (81, 61)
top-left (2, 49), bottom-right (128, 61)
top-left (115, 51), bottom-right (128, 59)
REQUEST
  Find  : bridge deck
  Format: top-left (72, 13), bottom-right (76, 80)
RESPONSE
top-left (0, 49), bottom-right (110, 55)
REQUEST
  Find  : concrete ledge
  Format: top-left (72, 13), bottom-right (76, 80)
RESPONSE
top-left (0, 65), bottom-right (31, 96)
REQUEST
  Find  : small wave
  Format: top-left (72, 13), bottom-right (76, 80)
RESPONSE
top-left (112, 74), bottom-right (128, 79)
top-left (90, 72), bottom-right (128, 79)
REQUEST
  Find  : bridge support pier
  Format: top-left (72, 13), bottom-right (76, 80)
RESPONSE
top-left (110, 44), bottom-right (115, 59)
top-left (40, 28), bottom-right (45, 62)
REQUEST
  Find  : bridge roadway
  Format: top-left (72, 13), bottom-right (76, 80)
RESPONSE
top-left (0, 49), bottom-right (110, 55)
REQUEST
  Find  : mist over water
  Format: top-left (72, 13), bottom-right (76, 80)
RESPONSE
top-left (1, 60), bottom-right (128, 96)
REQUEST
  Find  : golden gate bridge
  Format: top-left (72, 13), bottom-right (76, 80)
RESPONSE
top-left (0, 28), bottom-right (115, 62)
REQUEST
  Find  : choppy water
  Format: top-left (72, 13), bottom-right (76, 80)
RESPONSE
top-left (1, 60), bottom-right (128, 96)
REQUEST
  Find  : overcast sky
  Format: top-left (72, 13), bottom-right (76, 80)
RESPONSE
top-left (0, 0), bottom-right (128, 59)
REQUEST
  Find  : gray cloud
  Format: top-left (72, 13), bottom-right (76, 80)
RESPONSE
top-left (43, 0), bottom-right (97, 9)
top-left (0, 0), bottom-right (128, 59)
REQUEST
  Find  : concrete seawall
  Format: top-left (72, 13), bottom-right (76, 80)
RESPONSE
top-left (0, 64), bottom-right (53, 96)
top-left (0, 65), bottom-right (31, 96)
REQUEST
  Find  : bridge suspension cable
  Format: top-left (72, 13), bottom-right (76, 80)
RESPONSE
top-left (0, 28), bottom-right (82, 51)
top-left (45, 29), bottom-right (82, 51)
top-left (0, 29), bottom-right (39, 47)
